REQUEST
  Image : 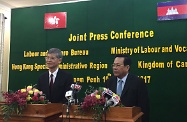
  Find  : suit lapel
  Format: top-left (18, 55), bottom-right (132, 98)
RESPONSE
top-left (44, 72), bottom-right (50, 97)
top-left (111, 77), bottom-right (117, 94)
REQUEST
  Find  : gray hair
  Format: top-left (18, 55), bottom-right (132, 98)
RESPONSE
top-left (48, 48), bottom-right (63, 59)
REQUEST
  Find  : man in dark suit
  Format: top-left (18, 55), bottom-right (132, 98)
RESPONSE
top-left (105, 54), bottom-right (149, 122)
top-left (37, 48), bottom-right (73, 103)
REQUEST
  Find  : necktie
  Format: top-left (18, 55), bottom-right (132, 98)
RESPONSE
top-left (50, 74), bottom-right (53, 91)
top-left (117, 80), bottom-right (123, 96)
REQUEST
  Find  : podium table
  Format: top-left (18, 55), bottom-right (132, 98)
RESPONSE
top-left (0, 103), bottom-right (62, 122)
top-left (60, 105), bottom-right (143, 122)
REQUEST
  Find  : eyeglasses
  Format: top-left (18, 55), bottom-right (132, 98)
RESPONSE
top-left (111, 64), bottom-right (124, 68)
top-left (45, 56), bottom-right (58, 61)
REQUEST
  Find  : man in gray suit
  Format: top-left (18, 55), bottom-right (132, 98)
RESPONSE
top-left (37, 48), bottom-right (73, 103)
top-left (105, 54), bottom-right (149, 122)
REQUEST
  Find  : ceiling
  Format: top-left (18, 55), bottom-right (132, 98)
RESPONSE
top-left (0, 0), bottom-right (83, 8)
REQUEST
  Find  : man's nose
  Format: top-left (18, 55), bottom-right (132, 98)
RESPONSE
top-left (113, 67), bottom-right (117, 70)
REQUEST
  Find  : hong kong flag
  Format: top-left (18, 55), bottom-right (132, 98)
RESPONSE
top-left (157, 0), bottom-right (187, 21)
top-left (44, 12), bottom-right (67, 29)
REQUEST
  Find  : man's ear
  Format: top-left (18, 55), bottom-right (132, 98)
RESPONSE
top-left (58, 58), bottom-right (62, 64)
top-left (127, 65), bottom-right (130, 70)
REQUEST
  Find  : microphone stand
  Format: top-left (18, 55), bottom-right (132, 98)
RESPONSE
top-left (103, 97), bottom-right (108, 122)
top-left (66, 96), bottom-right (76, 122)
top-left (66, 100), bottom-right (71, 122)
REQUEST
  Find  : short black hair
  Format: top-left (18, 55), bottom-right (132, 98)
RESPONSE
top-left (115, 54), bottom-right (131, 66)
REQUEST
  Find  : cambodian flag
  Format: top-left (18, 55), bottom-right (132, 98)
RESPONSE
top-left (157, 0), bottom-right (187, 21)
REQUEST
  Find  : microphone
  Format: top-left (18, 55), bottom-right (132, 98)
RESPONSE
top-left (71, 82), bottom-right (82, 104)
top-left (102, 88), bottom-right (114, 111)
top-left (65, 81), bottom-right (82, 119)
top-left (65, 90), bottom-right (73, 100)
top-left (102, 89), bottom-right (113, 100)
top-left (102, 88), bottom-right (120, 111)
top-left (105, 95), bottom-right (120, 107)
top-left (65, 81), bottom-right (82, 104)
top-left (70, 83), bottom-right (82, 93)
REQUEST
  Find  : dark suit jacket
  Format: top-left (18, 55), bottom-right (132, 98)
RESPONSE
top-left (37, 69), bottom-right (73, 103)
top-left (105, 73), bottom-right (149, 122)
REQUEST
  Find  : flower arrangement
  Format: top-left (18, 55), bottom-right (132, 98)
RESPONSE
top-left (78, 86), bottom-right (120, 122)
top-left (1, 85), bottom-right (48, 121)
